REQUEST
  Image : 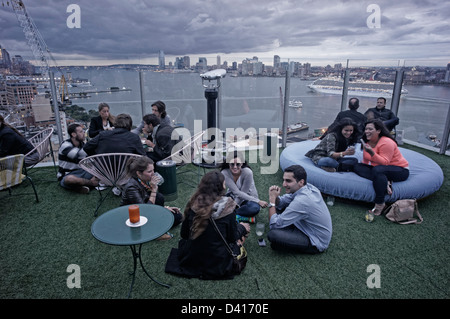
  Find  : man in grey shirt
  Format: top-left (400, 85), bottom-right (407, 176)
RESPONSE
top-left (267, 165), bottom-right (332, 253)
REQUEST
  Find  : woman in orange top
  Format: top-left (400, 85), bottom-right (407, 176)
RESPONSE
top-left (354, 119), bottom-right (409, 215)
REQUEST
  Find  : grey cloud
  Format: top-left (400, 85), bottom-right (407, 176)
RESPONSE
top-left (1, 0), bottom-right (449, 64)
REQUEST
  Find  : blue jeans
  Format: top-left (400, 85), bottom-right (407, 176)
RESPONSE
top-left (236, 200), bottom-right (260, 217)
top-left (60, 168), bottom-right (93, 190)
top-left (353, 163), bottom-right (409, 204)
top-left (267, 225), bottom-right (320, 254)
top-left (317, 156), bottom-right (358, 171)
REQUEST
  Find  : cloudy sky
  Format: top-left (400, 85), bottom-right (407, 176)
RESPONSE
top-left (1, 0), bottom-right (449, 67)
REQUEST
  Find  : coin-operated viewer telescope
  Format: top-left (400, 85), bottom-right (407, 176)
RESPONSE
top-left (200, 69), bottom-right (226, 134)
top-left (199, 69), bottom-right (226, 166)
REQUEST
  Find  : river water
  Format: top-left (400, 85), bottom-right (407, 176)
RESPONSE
top-left (66, 68), bottom-right (450, 146)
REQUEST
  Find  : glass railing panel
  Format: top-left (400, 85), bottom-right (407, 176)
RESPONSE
top-left (398, 60), bottom-right (450, 150)
top-left (4, 57), bottom-right (448, 157)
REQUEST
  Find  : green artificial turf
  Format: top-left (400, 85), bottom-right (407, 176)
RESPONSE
top-left (1, 144), bottom-right (449, 301)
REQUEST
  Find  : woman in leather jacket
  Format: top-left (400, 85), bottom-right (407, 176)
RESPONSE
top-left (121, 156), bottom-right (182, 231)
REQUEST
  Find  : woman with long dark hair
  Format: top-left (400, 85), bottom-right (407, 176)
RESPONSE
top-left (165, 171), bottom-right (250, 279)
top-left (305, 117), bottom-right (360, 172)
top-left (151, 100), bottom-right (172, 126)
top-left (220, 150), bottom-right (267, 222)
top-left (354, 119), bottom-right (409, 215)
top-left (88, 102), bottom-right (115, 138)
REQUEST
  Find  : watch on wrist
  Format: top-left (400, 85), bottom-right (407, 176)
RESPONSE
top-left (268, 202), bottom-right (276, 208)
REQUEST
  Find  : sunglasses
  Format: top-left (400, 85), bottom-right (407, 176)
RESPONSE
top-left (229, 163), bottom-right (242, 168)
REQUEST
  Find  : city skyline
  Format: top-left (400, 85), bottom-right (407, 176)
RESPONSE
top-left (0, 0), bottom-right (449, 68)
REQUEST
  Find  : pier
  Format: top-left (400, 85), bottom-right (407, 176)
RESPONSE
top-left (69, 87), bottom-right (131, 99)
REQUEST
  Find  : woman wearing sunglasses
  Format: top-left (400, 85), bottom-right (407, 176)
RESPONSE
top-left (220, 150), bottom-right (268, 222)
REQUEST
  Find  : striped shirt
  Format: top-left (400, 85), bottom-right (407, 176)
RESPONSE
top-left (58, 138), bottom-right (87, 178)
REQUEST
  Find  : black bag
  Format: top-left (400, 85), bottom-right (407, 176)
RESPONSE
top-left (210, 217), bottom-right (247, 275)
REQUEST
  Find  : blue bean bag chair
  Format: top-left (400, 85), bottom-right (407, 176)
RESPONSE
top-left (280, 140), bottom-right (444, 203)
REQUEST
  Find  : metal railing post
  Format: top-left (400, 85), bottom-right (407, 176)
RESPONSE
top-left (391, 70), bottom-right (404, 116)
top-left (439, 104), bottom-right (450, 155)
top-left (282, 70), bottom-right (290, 147)
top-left (139, 70), bottom-right (146, 117)
top-left (49, 70), bottom-right (63, 144)
top-left (217, 78), bottom-right (222, 131)
top-left (340, 69), bottom-right (350, 111)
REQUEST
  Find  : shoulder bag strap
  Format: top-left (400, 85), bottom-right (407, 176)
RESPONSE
top-left (412, 200), bottom-right (423, 224)
top-left (209, 217), bottom-right (236, 257)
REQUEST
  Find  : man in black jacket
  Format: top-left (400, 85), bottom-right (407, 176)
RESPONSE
top-left (321, 97), bottom-right (366, 140)
top-left (84, 113), bottom-right (145, 156)
top-left (364, 97), bottom-right (399, 131)
top-left (142, 114), bottom-right (177, 163)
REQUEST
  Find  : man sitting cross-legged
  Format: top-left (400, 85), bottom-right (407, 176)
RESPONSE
top-left (58, 123), bottom-right (99, 194)
top-left (267, 165), bottom-right (333, 254)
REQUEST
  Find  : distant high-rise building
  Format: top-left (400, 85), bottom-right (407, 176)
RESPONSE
top-left (183, 56), bottom-right (190, 68)
top-left (6, 80), bottom-right (36, 127)
top-left (445, 63), bottom-right (450, 82)
top-left (197, 57), bottom-right (207, 71)
top-left (273, 55), bottom-right (280, 68)
top-left (11, 55), bottom-right (35, 75)
top-left (158, 50), bottom-right (165, 69)
top-left (241, 57), bottom-right (263, 75)
top-left (217, 55), bottom-right (221, 67)
top-left (175, 57), bottom-right (182, 69)
top-left (304, 62), bottom-right (311, 75)
top-left (253, 61), bottom-right (263, 75)
top-left (0, 45), bottom-right (12, 70)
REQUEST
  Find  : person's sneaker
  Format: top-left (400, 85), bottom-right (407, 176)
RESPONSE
top-left (76, 186), bottom-right (90, 194)
top-left (321, 167), bottom-right (336, 173)
top-left (236, 215), bottom-right (255, 223)
top-left (112, 187), bottom-right (121, 196)
top-left (95, 182), bottom-right (107, 191)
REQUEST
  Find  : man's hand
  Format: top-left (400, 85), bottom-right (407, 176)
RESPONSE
top-left (269, 185), bottom-right (281, 202)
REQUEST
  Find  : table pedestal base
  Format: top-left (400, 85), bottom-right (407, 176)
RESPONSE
top-left (128, 244), bottom-right (170, 298)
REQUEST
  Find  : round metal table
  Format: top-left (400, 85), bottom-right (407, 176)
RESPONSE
top-left (91, 204), bottom-right (174, 298)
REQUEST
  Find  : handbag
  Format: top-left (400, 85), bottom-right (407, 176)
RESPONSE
top-left (209, 217), bottom-right (248, 274)
top-left (384, 199), bottom-right (423, 224)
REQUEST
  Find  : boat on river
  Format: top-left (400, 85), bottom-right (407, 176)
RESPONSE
top-left (279, 122), bottom-right (309, 135)
top-left (289, 100), bottom-right (303, 108)
top-left (308, 77), bottom-right (408, 97)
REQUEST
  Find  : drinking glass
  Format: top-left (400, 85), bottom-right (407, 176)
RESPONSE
top-left (153, 172), bottom-right (164, 186)
top-left (256, 222), bottom-right (265, 237)
top-left (326, 196), bottom-right (335, 206)
top-left (365, 210), bottom-right (374, 222)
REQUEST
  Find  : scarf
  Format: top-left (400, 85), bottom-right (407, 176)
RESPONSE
top-left (138, 178), bottom-right (155, 193)
top-left (190, 196), bottom-right (236, 240)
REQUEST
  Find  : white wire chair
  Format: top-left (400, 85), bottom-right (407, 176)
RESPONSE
top-left (24, 127), bottom-right (57, 178)
top-left (163, 129), bottom-right (204, 164)
top-left (0, 154), bottom-right (39, 202)
top-left (162, 129), bottom-right (226, 184)
top-left (160, 129), bottom-right (207, 186)
top-left (79, 153), bottom-right (141, 216)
